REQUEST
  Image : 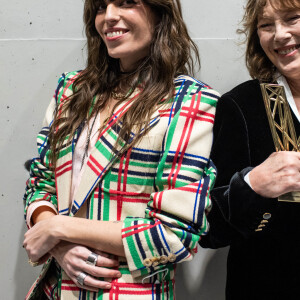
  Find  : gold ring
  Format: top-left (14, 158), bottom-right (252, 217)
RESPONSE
top-left (28, 259), bottom-right (39, 267)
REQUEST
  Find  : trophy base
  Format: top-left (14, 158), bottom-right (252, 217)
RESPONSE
top-left (278, 191), bottom-right (300, 203)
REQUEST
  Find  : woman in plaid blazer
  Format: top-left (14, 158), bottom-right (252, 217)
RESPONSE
top-left (23, 0), bottom-right (219, 299)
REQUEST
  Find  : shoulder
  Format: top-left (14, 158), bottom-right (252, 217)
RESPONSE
top-left (215, 79), bottom-right (268, 134)
top-left (174, 74), bottom-right (220, 95)
top-left (216, 79), bottom-right (264, 117)
top-left (221, 79), bottom-right (261, 106)
top-left (174, 74), bottom-right (220, 107)
top-left (57, 70), bottom-right (82, 89)
top-left (54, 70), bottom-right (82, 104)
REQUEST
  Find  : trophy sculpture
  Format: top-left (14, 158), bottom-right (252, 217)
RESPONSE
top-left (260, 83), bottom-right (300, 202)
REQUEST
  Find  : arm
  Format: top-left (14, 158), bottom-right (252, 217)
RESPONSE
top-left (200, 94), bottom-right (277, 248)
top-left (23, 73), bottom-right (121, 291)
top-left (24, 216), bottom-right (125, 261)
top-left (23, 73), bottom-right (65, 225)
top-left (24, 71), bottom-right (80, 223)
top-left (121, 85), bottom-right (218, 277)
top-left (24, 81), bottom-right (218, 277)
top-left (200, 89), bottom-right (300, 249)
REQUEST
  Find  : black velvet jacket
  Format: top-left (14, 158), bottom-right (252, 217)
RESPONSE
top-left (200, 79), bottom-right (300, 300)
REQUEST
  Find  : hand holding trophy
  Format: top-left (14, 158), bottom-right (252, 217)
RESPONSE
top-left (261, 83), bottom-right (300, 202)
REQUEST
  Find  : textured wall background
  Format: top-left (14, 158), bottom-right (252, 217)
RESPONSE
top-left (0, 0), bottom-right (249, 298)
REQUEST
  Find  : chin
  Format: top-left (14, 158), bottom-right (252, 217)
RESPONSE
top-left (280, 68), bottom-right (300, 80)
top-left (277, 63), bottom-right (300, 79)
top-left (107, 53), bottom-right (121, 60)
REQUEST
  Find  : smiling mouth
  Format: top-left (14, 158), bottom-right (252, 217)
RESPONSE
top-left (276, 44), bottom-right (300, 55)
top-left (106, 30), bottom-right (127, 38)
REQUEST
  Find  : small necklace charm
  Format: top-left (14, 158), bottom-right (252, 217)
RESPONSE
top-left (111, 90), bottom-right (127, 100)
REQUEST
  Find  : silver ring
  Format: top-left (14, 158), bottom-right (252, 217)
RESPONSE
top-left (76, 272), bottom-right (87, 286)
top-left (86, 252), bottom-right (98, 266)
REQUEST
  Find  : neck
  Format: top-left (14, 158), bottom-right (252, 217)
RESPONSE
top-left (120, 60), bottom-right (138, 74)
top-left (286, 77), bottom-right (300, 115)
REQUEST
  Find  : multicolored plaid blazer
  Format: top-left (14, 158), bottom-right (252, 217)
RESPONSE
top-left (24, 71), bottom-right (219, 299)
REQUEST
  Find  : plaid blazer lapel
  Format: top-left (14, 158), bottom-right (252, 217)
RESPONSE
top-left (70, 91), bottom-right (143, 217)
top-left (55, 126), bottom-right (83, 216)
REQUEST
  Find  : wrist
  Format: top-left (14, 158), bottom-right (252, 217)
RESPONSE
top-left (49, 240), bottom-right (62, 256)
top-left (249, 166), bottom-right (261, 194)
top-left (32, 206), bottom-right (57, 224)
top-left (52, 215), bottom-right (67, 241)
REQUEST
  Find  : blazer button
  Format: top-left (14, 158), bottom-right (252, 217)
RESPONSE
top-left (160, 255), bottom-right (168, 264)
top-left (152, 261), bottom-right (159, 267)
top-left (168, 254), bottom-right (176, 263)
top-left (263, 213), bottom-right (271, 220)
top-left (143, 258), bottom-right (152, 267)
top-left (151, 257), bottom-right (160, 267)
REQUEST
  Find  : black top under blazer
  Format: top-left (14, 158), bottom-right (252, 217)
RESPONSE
top-left (200, 79), bottom-right (300, 300)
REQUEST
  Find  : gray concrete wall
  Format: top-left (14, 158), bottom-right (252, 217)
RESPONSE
top-left (0, 0), bottom-right (249, 298)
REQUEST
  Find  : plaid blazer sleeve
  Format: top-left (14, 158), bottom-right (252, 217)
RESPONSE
top-left (23, 73), bottom-right (67, 221)
top-left (121, 80), bottom-right (219, 277)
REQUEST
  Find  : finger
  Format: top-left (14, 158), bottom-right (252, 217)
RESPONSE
top-left (96, 255), bottom-right (119, 268)
top-left (92, 249), bottom-right (110, 258)
top-left (25, 248), bottom-right (41, 263)
top-left (74, 281), bottom-right (99, 293)
top-left (75, 282), bottom-right (99, 293)
top-left (35, 253), bottom-right (51, 266)
top-left (41, 253), bottom-right (51, 261)
top-left (92, 250), bottom-right (119, 262)
top-left (85, 265), bottom-right (122, 279)
top-left (81, 275), bottom-right (112, 290)
top-left (85, 250), bottom-right (119, 267)
top-left (29, 251), bottom-right (47, 263)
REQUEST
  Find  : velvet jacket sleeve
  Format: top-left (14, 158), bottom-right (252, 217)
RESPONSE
top-left (200, 81), bottom-right (278, 248)
top-left (121, 80), bottom-right (219, 277)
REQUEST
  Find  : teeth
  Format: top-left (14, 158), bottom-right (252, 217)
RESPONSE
top-left (278, 45), bottom-right (299, 55)
top-left (107, 31), bottom-right (125, 38)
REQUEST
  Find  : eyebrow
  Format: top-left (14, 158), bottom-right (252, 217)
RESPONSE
top-left (258, 13), bottom-right (272, 20)
top-left (99, 0), bottom-right (116, 5)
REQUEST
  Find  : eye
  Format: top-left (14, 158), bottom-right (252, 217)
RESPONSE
top-left (257, 15), bottom-right (274, 31)
top-left (258, 23), bottom-right (273, 31)
top-left (97, 1), bottom-right (107, 13)
top-left (120, 0), bottom-right (138, 7)
top-left (287, 14), bottom-right (300, 23)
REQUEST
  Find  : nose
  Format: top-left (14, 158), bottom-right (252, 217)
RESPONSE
top-left (274, 22), bottom-right (291, 42)
top-left (105, 4), bottom-right (120, 23)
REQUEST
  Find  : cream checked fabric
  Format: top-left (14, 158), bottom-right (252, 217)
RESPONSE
top-left (24, 71), bottom-right (219, 299)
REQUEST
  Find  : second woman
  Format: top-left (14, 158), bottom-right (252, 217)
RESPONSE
top-left (201, 0), bottom-right (300, 299)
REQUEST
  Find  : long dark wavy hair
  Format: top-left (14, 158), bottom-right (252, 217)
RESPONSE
top-left (238, 0), bottom-right (300, 82)
top-left (48, 0), bottom-right (200, 168)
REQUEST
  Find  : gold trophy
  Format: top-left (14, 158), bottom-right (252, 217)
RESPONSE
top-left (260, 83), bottom-right (300, 202)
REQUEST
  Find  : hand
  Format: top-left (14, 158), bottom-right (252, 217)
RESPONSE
top-left (50, 241), bottom-right (121, 292)
top-left (23, 216), bottom-right (60, 262)
top-left (249, 151), bottom-right (300, 198)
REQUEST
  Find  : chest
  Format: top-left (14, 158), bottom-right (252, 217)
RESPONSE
top-left (241, 86), bottom-right (300, 166)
